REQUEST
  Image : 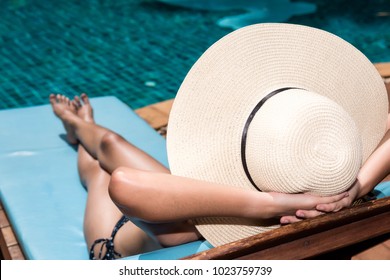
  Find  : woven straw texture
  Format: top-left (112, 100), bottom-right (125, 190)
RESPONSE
top-left (167, 23), bottom-right (388, 246)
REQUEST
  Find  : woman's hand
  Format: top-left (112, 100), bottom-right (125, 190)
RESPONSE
top-left (279, 180), bottom-right (361, 224)
top-left (268, 190), bottom-right (349, 219)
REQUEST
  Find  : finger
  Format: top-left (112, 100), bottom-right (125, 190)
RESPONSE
top-left (296, 209), bottom-right (325, 219)
top-left (326, 192), bottom-right (349, 202)
top-left (280, 216), bottom-right (302, 224)
top-left (304, 191), bottom-right (347, 206)
top-left (316, 199), bottom-right (349, 212)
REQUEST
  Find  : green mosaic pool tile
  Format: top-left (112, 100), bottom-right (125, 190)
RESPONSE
top-left (0, 0), bottom-right (389, 110)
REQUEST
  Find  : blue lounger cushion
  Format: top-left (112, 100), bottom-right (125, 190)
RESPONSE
top-left (1, 96), bottom-right (387, 259)
top-left (123, 240), bottom-right (213, 260)
top-left (0, 96), bottom-right (212, 260)
top-left (374, 181), bottom-right (390, 198)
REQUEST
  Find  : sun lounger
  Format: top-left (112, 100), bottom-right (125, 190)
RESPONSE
top-left (1, 66), bottom-right (389, 259)
top-left (1, 95), bottom-right (389, 260)
top-left (183, 191), bottom-right (390, 259)
top-left (0, 96), bottom-right (212, 259)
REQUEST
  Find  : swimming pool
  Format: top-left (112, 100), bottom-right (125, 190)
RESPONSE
top-left (0, 0), bottom-right (389, 110)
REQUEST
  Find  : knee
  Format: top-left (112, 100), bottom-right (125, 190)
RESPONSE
top-left (100, 131), bottom-right (124, 153)
top-left (108, 167), bottom-right (145, 216)
top-left (108, 167), bottom-right (135, 204)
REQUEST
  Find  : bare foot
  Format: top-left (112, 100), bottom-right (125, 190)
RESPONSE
top-left (73, 93), bottom-right (94, 123)
top-left (49, 94), bottom-right (78, 144)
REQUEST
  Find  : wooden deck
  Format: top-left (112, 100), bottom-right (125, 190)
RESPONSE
top-left (0, 202), bottom-right (24, 259)
top-left (1, 62), bottom-right (390, 260)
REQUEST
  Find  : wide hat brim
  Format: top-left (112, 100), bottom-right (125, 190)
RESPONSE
top-left (167, 23), bottom-right (388, 247)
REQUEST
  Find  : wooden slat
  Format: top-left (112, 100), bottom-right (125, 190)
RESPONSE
top-left (375, 62), bottom-right (390, 78)
top-left (0, 208), bottom-right (9, 228)
top-left (182, 196), bottom-right (390, 260)
top-left (0, 202), bottom-right (25, 260)
top-left (135, 99), bottom-right (174, 129)
top-left (238, 212), bottom-right (390, 260)
top-left (8, 245), bottom-right (25, 260)
top-left (2, 227), bottom-right (18, 247)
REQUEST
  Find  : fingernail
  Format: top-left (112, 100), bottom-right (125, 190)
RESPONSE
top-left (317, 205), bottom-right (324, 211)
top-left (296, 211), bottom-right (305, 218)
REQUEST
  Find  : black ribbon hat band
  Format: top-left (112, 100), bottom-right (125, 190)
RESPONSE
top-left (240, 87), bottom-right (301, 191)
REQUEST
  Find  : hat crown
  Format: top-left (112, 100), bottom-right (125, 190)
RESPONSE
top-left (246, 89), bottom-right (362, 195)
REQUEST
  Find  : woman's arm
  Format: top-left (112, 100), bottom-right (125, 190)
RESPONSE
top-left (109, 118), bottom-right (390, 224)
top-left (356, 129), bottom-right (390, 197)
top-left (108, 167), bottom-right (349, 223)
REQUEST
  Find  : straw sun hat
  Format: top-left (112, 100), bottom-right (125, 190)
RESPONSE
top-left (167, 23), bottom-right (388, 247)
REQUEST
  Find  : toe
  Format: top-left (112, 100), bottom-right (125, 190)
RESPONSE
top-left (70, 99), bottom-right (78, 110)
top-left (81, 93), bottom-right (90, 105)
top-left (74, 96), bottom-right (82, 107)
top-left (56, 94), bottom-right (62, 103)
top-left (49, 94), bottom-right (57, 104)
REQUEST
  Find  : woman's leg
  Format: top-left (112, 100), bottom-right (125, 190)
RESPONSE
top-left (50, 93), bottom-right (168, 174)
top-left (52, 95), bottom-right (160, 258)
top-left (79, 144), bottom-right (161, 258)
top-left (50, 94), bottom-right (200, 248)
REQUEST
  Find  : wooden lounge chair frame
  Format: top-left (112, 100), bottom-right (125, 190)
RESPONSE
top-left (1, 63), bottom-right (389, 260)
top-left (183, 196), bottom-right (390, 259)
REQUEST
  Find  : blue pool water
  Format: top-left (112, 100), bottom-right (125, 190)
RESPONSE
top-left (0, 0), bottom-right (389, 110)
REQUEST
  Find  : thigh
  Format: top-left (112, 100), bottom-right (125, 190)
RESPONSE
top-left (83, 170), bottom-right (124, 249)
top-left (84, 172), bottom-right (161, 258)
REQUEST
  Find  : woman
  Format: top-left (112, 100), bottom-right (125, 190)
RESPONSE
top-left (50, 93), bottom-right (390, 259)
